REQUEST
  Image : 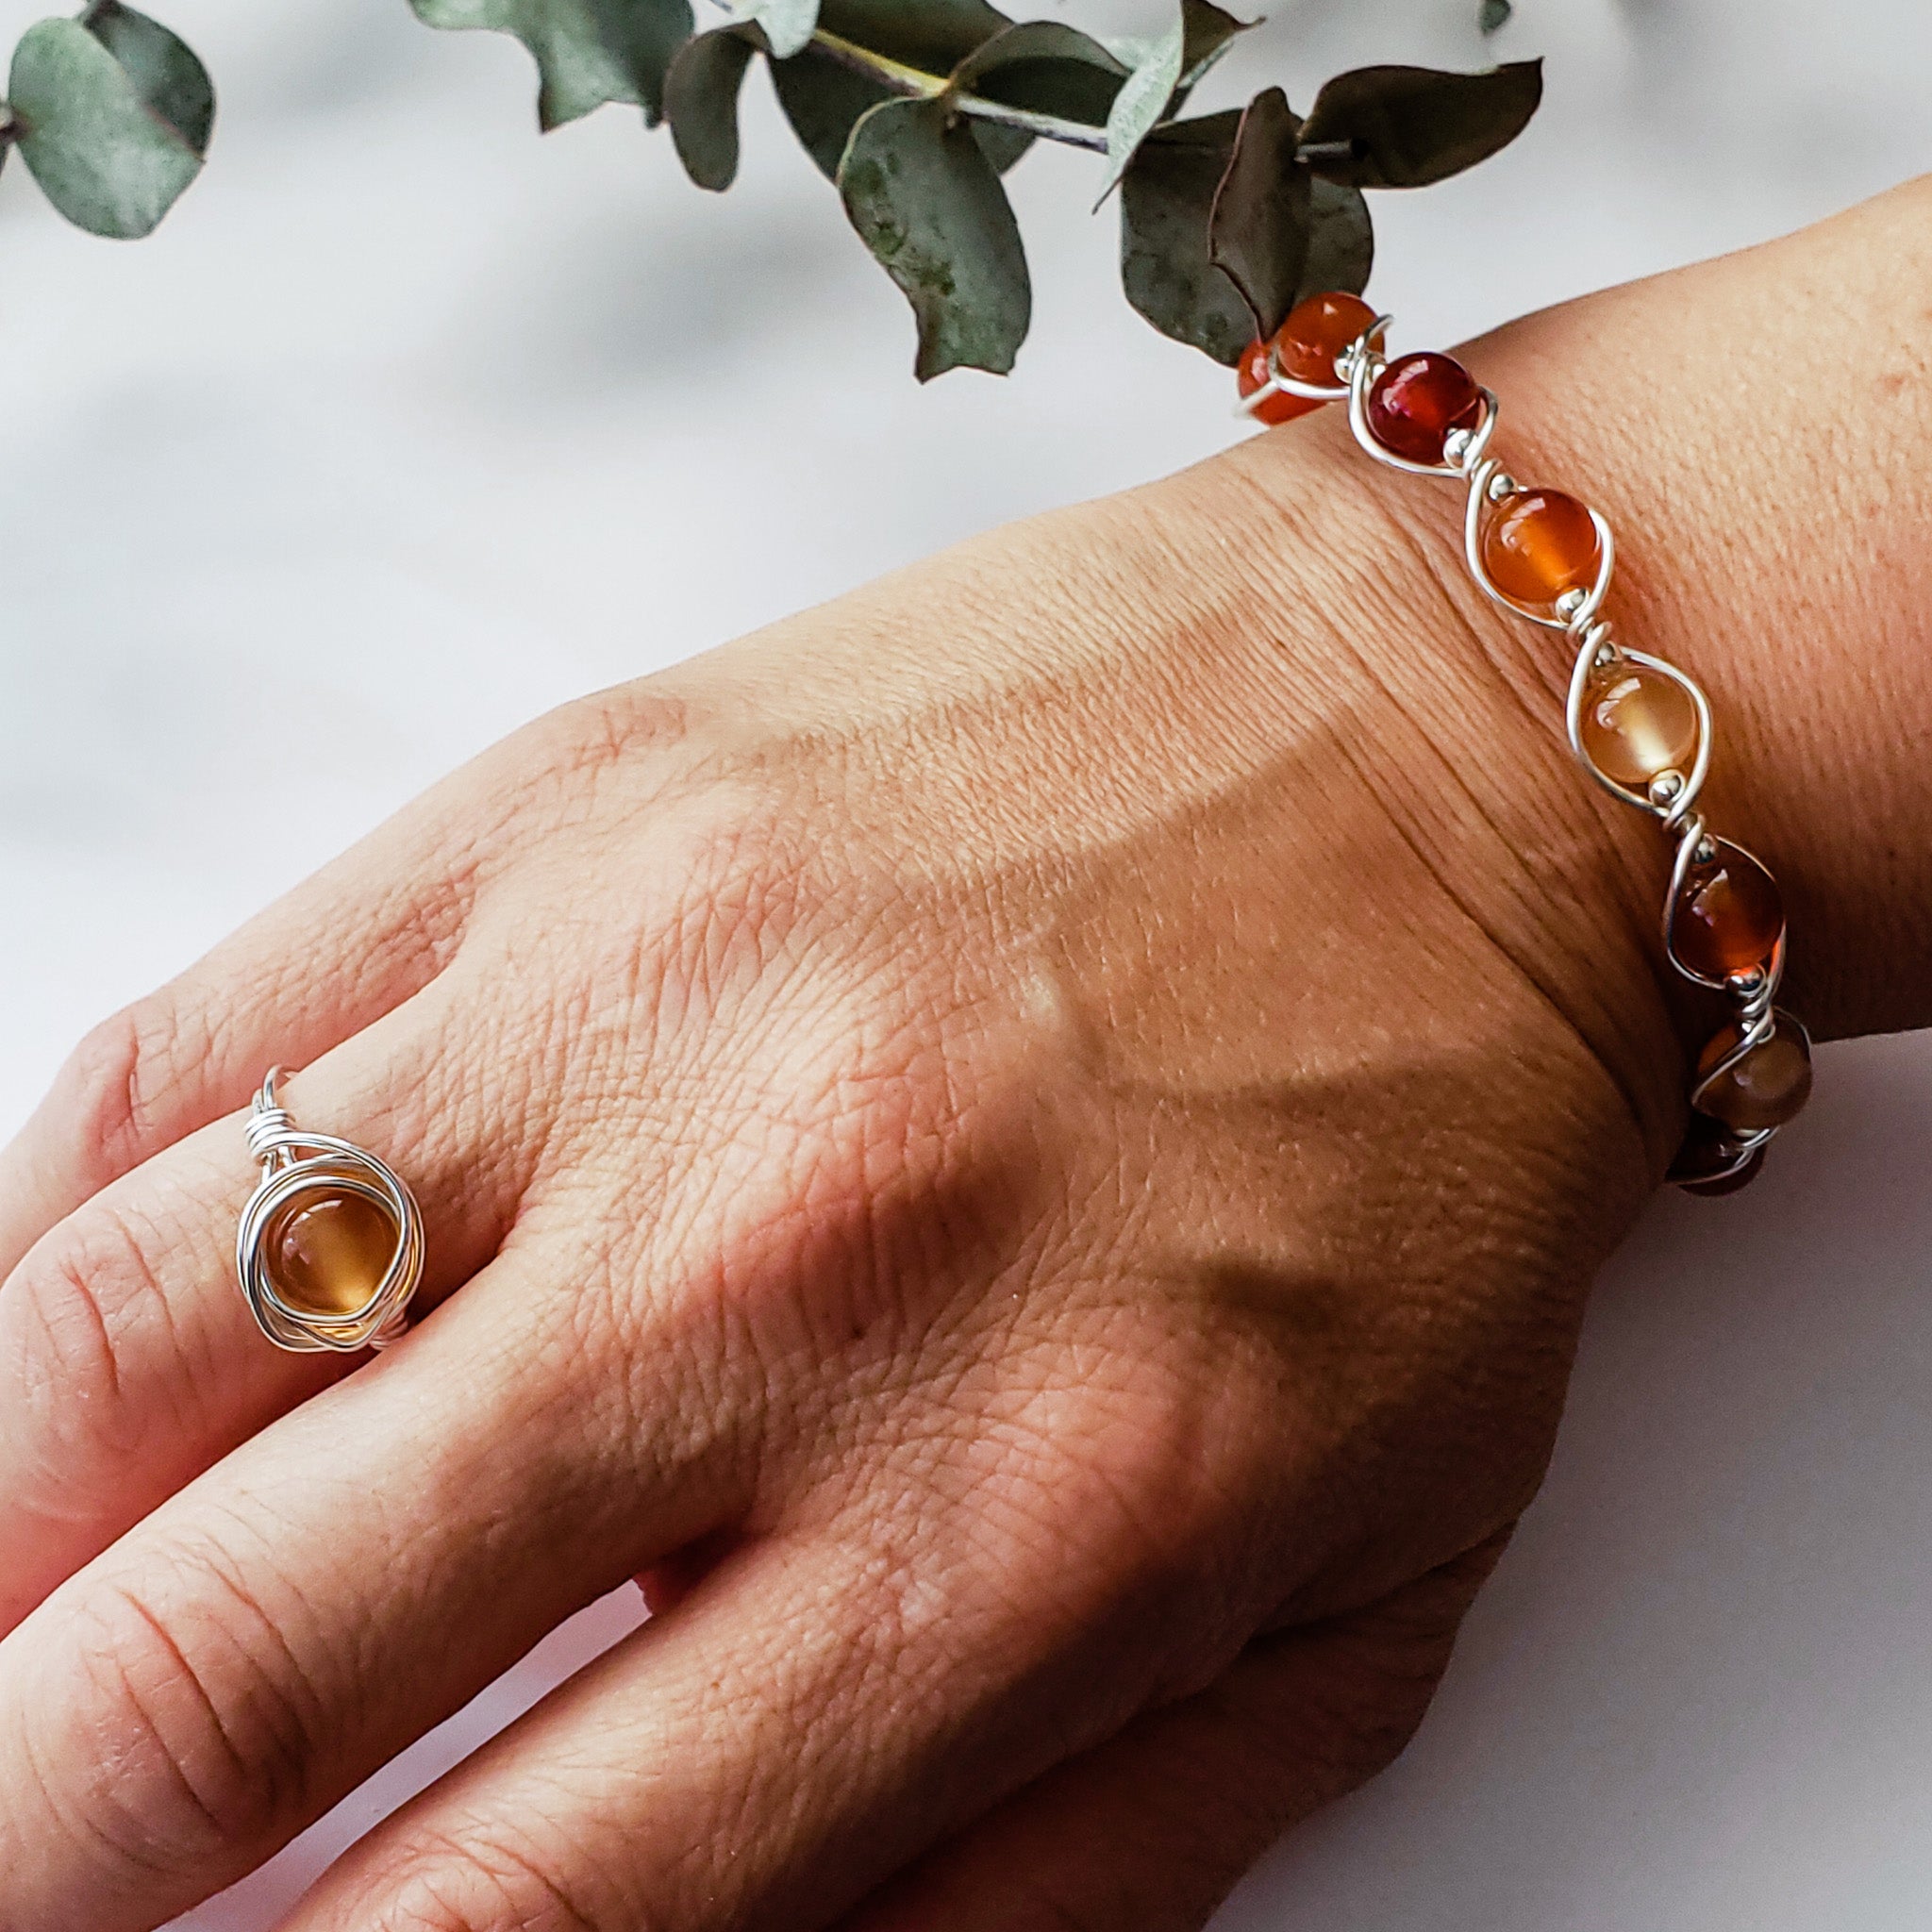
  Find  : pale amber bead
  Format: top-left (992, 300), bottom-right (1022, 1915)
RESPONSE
top-left (1579, 662), bottom-right (1700, 788)
top-left (1694, 1012), bottom-right (1814, 1132)
top-left (264, 1188), bottom-right (398, 1319)
top-left (1480, 489), bottom-right (1601, 607)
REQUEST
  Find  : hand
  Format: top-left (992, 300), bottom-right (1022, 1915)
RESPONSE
top-left (4, 178), bottom-right (1932, 1932)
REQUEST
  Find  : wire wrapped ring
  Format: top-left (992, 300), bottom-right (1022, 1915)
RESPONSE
top-left (236, 1068), bottom-right (425, 1353)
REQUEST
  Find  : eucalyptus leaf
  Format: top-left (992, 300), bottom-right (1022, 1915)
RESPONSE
top-left (773, 42), bottom-right (1025, 181)
top-left (950, 20), bottom-right (1125, 128)
top-left (408, 0), bottom-right (692, 130)
top-left (9, 9), bottom-right (211, 239)
top-left (1093, 12), bottom-right (1183, 206)
top-left (1299, 59), bottom-right (1542, 189)
top-left (1177, 0), bottom-right (1250, 90)
top-left (770, 44), bottom-right (884, 178)
top-left (839, 92), bottom-right (1029, 378)
top-left (814, 0), bottom-right (1008, 74)
top-left (1208, 87), bottom-right (1307, 339)
top-left (1118, 109), bottom-right (1253, 365)
top-left (1301, 174), bottom-right (1373, 298)
top-left (84, 1), bottom-right (213, 153)
top-left (665, 26), bottom-right (757, 189)
top-left (772, 0), bottom-right (1016, 180)
top-left (727, 0), bottom-right (817, 60)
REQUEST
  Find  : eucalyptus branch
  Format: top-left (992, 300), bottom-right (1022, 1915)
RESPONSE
top-left (0, 0), bottom-right (1543, 396)
top-left (808, 29), bottom-right (1110, 154)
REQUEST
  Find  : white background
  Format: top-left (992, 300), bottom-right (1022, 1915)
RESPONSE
top-left (0, 0), bottom-right (1925, 1924)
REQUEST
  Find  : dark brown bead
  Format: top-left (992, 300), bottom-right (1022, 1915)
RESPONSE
top-left (1681, 1148), bottom-right (1768, 1197)
top-left (1668, 1114), bottom-right (1767, 1195)
top-left (1365, 351), bottom-right (1483, 465)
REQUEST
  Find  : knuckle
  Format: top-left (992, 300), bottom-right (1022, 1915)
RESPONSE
top-left (49, 994), bottom-right (203, 1191)
top-left (9, 1208), bottom-right (165, 1482)
top-left (368, 1833), bottom-right (618, 1932)
top-left (66, 1565), bottom-right (324, 1871)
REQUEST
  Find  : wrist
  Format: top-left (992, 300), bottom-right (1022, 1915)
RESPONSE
top-left (1181, 424), bottom-right (1689, 1179)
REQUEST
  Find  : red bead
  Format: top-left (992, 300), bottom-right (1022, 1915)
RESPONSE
top-left (1365, 351), bottom-right (1484, 465)
top-left (1237, 291), bottom-right (1379, 427)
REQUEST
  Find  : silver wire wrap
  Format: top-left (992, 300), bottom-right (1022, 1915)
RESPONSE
top-left (237, 1068), bottom-right (425, 1352)
top-left (1241, 317), bottom-right (1799, 1190)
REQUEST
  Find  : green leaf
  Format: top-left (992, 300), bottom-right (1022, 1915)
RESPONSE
top-left (1093, 0), bottom-right (1248, 207)
top-left (726, 0), bottom-right (816, 60)
top-left (1118, 109), bottom-right (1253, 366)
top-left (769, 1), bottom-right (1019, 181)
top-left (838, 93), bottom-right (1029, 379)
top-left (772, 39), bottom-right (1024, 184)
top-left (950, 21), bottom-right (1126, 128)
top-left (1480, 0), bottom-right (1512, 32)
top-left (1298, 59), bottom-right (1542, 189)
top-left (8, 8), bottom-right (212, 239)
top-left (1177, 0), bottom-right (1251, 90)
top-left (770, 45), bottom-right (885, 178)
top-left (814, 0), bottom-right (1008, 75)
top-left (84, 1), bottom-right (213, 153)
top-left (664, 26), bottom-right (757, 189)
top-left (1208, 87), bottom-right (1308, 340)
top-left (1301, 175), bottom-right (1373, 298)
top-left (1094, 12), bottom-right (1183, 205)
top-left (408, 0), bottom-right (693, 130)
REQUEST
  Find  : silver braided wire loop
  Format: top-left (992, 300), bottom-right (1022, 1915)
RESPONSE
top-left (237, 1067), bottom-right (425, 1352)
top-left (1307, 316), bottom-right (1801, 1191)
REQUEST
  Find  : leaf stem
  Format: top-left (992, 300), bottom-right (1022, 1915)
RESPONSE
top-left (808, 29), bottom-right (1111, 153)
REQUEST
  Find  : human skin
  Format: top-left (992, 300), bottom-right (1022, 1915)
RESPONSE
top-left (2, 179), bottom-right (1931, 1932)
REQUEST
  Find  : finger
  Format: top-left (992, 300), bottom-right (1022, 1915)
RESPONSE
top-left (275, 1405), bottom-right (1327, 1932)
top-left (838, 1537), bottom-right (1510, 1932)
top-left (0, 799), bottom-right (480, 1279)
top-left (0, 976), bottom-right (520, 1635)
top-left (0, 1225), bottom-right (756, 1932)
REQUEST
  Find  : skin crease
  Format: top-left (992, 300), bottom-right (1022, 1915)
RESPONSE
top-left (1, 180), bottom-right (1931, 1932)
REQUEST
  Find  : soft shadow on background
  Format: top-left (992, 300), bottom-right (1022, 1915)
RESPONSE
top-left (0, 0), bottom-right (1926, 1924)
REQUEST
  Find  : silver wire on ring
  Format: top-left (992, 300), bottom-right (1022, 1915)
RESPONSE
top-left (236, 1068), bottom-right (425, 1353)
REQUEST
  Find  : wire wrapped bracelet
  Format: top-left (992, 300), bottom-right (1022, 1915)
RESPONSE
top-left (1236, 292), bottom-right (1811, 1194)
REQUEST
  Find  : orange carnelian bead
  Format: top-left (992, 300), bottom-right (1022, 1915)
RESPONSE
top-left (1481, 488), bottom-right (1602, 608)
top-left (1693, 1012), bottom-right (1814, 1133)
top-left (1579, 661), bottom-right (1700, 788)
top-left (1364, 351), bottom-right (1483, 465)
top-left (1237, 291), bottom-right (1379, 426)
top-left (1236, 338), bottom-right (1307, 425)
top-left (1668, 842), bottom-right (1784, 985)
